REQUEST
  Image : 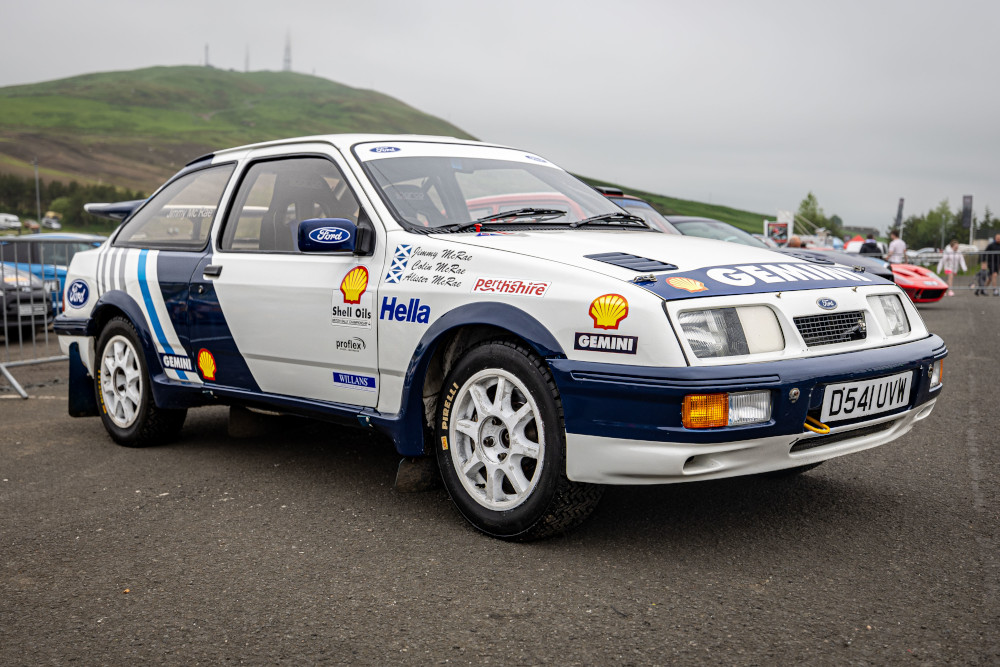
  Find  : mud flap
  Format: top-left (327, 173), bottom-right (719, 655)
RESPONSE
top-left (68, 342), bottom-right (99, 417)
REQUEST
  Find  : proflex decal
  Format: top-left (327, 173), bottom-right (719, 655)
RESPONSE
top-left (332, 265), bottom-right (373, 328)
top-left (640, 261), bottom-right (887, 301)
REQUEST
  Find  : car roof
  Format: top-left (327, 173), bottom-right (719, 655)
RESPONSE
top-left (203, 134), bottom-right (498, 162)
top-left (12, 233), bottom-right (106, 241)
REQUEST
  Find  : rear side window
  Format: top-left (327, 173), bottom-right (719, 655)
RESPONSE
top-left (115, 164), bottom-right (235, 250)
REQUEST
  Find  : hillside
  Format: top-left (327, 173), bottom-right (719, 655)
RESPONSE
top-left (0, 66), bottom-right (768, 231)
top-left (0, 66), bottom-right (476, 190)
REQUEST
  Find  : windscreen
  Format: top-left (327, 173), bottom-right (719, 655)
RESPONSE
top-left (360, 150), bottom-right (625, 231)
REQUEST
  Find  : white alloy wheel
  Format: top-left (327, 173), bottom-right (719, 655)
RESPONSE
top-left (448, 368), bottom-right (544, 511)
top-left (100, 334), bottom-right (144, 429)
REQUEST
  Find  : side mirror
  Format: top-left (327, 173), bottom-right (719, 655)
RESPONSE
top-left (354, 225), bottom-right (376, 256)
top-left (298, 218), bottom-right (357, 253)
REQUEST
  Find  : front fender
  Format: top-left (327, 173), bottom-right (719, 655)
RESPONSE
top-left (366, 302), bottom-right (565, 457)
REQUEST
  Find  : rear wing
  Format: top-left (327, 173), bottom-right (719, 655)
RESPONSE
top-left (84, 199), bottom-right (145, 221)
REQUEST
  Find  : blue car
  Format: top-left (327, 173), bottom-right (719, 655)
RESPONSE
top-left (0, 233), bottom-right (106, 313)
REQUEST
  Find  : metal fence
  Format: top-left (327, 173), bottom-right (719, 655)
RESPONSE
top-left (1, 236), bottom-right (102, 398)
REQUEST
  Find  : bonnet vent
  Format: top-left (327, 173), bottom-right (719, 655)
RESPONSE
top-left (584, 252), bottom-right (677, 272)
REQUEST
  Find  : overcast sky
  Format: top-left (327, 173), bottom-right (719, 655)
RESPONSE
top-left (2, 0), bottom-right (998, 233)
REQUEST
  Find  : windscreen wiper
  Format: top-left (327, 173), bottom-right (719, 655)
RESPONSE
top-left (439, 208), bottom-right (569, 233)
top-left (569, 212), bottom-right (649, 229)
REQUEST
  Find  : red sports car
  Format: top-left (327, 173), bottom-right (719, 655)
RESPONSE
top-left (891, 263), bottom-right (948, 303)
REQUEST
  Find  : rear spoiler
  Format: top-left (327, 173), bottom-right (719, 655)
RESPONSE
top-left (84, 199), bottom-right (145, 221)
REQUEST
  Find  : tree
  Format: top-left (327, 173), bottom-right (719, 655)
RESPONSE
top-left (796, 192), bottom-right (843, 240)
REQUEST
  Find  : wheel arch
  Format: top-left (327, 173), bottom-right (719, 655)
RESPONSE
top-left (372, 302), bottom-right (565, 457)
top-left (86, 290), bottom-right (199, 410)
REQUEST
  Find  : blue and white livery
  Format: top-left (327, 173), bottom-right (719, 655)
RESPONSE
top-left (56, 134), bottom-right (946, 540)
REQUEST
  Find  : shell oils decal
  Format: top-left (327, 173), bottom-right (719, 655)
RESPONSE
top-left (665, 276), bottom-right (708, 293)
top-left (589, 294), bottom-right (629, 330)
top-left (197, 349), bottom-right (217, 381)
top-left (340, 266), bottom-right (369, 304)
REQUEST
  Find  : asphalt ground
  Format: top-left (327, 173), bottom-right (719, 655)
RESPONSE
top-left (1, 291), bottom-right (998, 665)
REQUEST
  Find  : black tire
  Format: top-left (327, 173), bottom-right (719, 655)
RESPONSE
top-left (94, 316), bottom-right (186, 447)
top-left (761, 461), bottom-right (824, 478)
top-left (435, 340), bottom-right (603, 540)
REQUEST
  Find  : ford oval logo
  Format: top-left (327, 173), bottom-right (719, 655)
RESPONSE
top-left (370, 146), bottom-right (400, 153)
top-left (817, 297), bottom-right (837, 310)
top-left (308, 227), bottom-right (350, 244)
top-left (67, 280), bottom-right (90, 308)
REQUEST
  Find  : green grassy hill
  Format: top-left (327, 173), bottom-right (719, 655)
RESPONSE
top-left (0, 66), bottom-right (476, 190)
top-left (0, 66), bottom-right (768, 232)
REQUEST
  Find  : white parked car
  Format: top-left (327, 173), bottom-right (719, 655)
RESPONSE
top-left (0, 213), bottom-right (21, 230)
top-left (55, 134), bottom-right (947, 540)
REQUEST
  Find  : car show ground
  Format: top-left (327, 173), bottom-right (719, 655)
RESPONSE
top-left (1, 293), bottom-right (997, 665)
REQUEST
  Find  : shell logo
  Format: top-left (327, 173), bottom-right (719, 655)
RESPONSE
top-left (197, 349), bottom-right (216, 381)
top-left (666, 277), bottom-right (708, 293)
top-left (340, 266), bottom-right (369, 304)
top-left (589, 294), bottom-right (629, 330)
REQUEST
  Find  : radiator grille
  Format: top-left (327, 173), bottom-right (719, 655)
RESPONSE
top-left (793, 310), bottom-right (867, 347)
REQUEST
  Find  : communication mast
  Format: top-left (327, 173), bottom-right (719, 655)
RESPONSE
top-left (283, 33), bottom-right (292, 72)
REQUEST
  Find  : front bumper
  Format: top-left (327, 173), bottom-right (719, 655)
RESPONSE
top-left (550, 334), bottom-right (946, 484)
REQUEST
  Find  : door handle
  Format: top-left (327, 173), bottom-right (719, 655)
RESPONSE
top-left (203, 265), bottom-right (223, 278)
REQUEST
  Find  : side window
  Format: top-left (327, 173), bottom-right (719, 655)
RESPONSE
top-left (220, 157), bottom-right (361, 252)
top-left (114, 164), bottom-right (235, 250)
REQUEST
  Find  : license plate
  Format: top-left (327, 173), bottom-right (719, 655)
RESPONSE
top-left (820, 371), bottom-right (912, 423)
top-left (17, 304), bottom-right (46, 316)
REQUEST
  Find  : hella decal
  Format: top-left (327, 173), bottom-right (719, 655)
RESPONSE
top-left (160, 353), bottom-right (194, 372)
top-left (370, 146), bottom-right (400, 153)
top-left (308, 227), bottom-right (351, 244)
top-left (380, 296), bottom-right (431, 324)
top-left (67, 280), bottom-right (90, 308)
top-left (589, 294), bottom-right (629, 330)
top-left (197, 349), bottom-right (217, 380)
top-left (817, 297), bottom-right (837, 310)
top-left (574, 333), bottom-right (638, 355)
top-left (333, 371), bottom-right (376, 392)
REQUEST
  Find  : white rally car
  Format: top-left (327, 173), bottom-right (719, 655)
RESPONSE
top-left (56, 134), bottom-right (946, 540)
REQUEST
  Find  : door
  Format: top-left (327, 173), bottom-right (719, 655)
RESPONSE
top-left (188, 151), bottom-right (384, 407)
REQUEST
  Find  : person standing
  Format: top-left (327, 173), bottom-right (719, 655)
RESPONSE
top-left (887, 230), bottom-right (906, 264)
top-left (859, 234), bottom-right (882, 256)
top-left (937, 239), bottom-right (967, 296)
top-left (986, 233), bottom-right (1000, 296)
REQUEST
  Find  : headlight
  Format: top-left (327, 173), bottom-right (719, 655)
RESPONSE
top-left (677, 306), bottom-right (784, 359)
top-left (867, 294), bottom-right (910, 336)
